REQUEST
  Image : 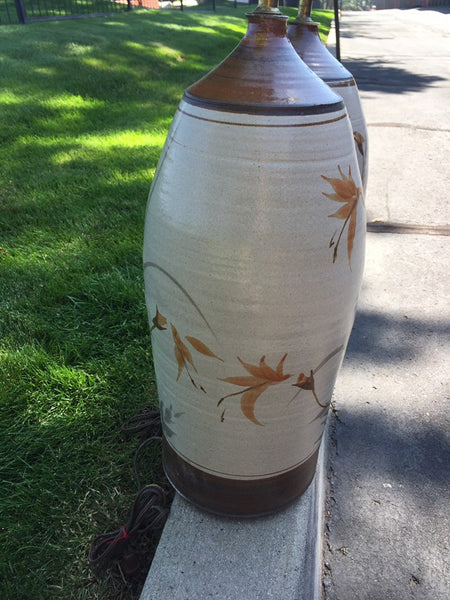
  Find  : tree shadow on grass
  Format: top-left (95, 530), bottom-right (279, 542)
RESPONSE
top-left (0, 10), bottom-right (246, 248)
top-left (0, 15), bottom-right (247, 594)
top-left (0, 9), bottom-right (227, 376)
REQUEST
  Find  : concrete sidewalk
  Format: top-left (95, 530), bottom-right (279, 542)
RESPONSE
top-left (141, 9), bottom-right (450, 599)
top-left (324, 8), bottom-right (450, 600)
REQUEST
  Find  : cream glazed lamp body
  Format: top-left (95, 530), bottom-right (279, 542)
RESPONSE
top-left (143, 0), bottom-right (365, 517)
top-left (288, 0), bottom-right (368, 191)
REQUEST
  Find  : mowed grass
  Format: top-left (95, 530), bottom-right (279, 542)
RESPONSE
top-left (0, 7), bottom-right (332, 599)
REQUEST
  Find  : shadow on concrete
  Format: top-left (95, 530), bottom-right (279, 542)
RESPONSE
top-left (333, 307), bottom-right (450, 499)
top-left (343, 58), bottom-right (445, 93)
top-left (332, 406), bottom-right (450, 492)
top-left (326, 402), bottom-right (449, 599)
top-left (418, 6), bottom-right (450, 14)
top-left (346, 309), bottom-right (450, 364)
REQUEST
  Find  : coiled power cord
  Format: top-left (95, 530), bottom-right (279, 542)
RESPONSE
top-left (88, 408), bottom-right (172, 585)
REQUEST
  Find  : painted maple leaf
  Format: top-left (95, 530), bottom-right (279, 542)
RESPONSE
top-left (218, 354), bottom-right (291, 426)
top-left (322, 165), bottom-right (362, 268)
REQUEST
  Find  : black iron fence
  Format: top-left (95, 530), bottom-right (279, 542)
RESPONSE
top-left (372, 0), bottom-right (450, 7)
top-left (0, 0), bottom-right (159, 25)
top-left (2, 0), bottom-right (449, 26)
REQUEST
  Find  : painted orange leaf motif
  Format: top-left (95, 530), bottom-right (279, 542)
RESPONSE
top-left (170, 323), bottom-right (203, 390)
top-left (353, 131), bottom-right (365, 157)
top-left (322, 165), bottom-right (362, 267)
top-left (218, 354), bottom-right (291, 426)
top-left (185, 336), bottom-right (223, 362)
top-left (150, 306), bottom-right (167, 332)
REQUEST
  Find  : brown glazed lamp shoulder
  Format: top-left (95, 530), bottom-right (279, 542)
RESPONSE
top-left (143, 0), bottom-right (365, 518)
top-left (185, 2), bottom-right (342, 114)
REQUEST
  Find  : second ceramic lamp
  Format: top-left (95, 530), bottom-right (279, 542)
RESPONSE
top-left (288, 0), bottom-right (368, 190)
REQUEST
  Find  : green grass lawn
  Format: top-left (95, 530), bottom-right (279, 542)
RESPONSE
top-left (0, 6), bottom-right (332, 599)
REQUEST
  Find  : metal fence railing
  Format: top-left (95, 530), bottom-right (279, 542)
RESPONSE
top-left (369, 0), bottom-right (450, 8)
top-left (1, 0), bottom-right (16, 23)
top-left (0, 0), bottom-right (158, 25)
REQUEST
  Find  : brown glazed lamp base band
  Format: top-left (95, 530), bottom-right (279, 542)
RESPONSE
top-left (162, 437), bottom-right (320, 518)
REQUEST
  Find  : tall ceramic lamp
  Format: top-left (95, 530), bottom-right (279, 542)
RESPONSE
top-left (288, 0), bottom-right (368, 191)
top-left (143, 0), bottom-right (365, 517)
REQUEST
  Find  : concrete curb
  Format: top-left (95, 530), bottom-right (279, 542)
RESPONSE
top-left (140, 439), bottom-right (327, 599)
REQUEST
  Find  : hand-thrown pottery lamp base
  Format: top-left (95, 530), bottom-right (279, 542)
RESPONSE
top-left (143, 0), bottom-right (365, 517)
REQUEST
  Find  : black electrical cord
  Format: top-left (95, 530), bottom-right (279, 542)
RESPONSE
top-left (121, 407), bottom-right (162, 439)
top-left (88, 407), bottom-right (171, 580)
